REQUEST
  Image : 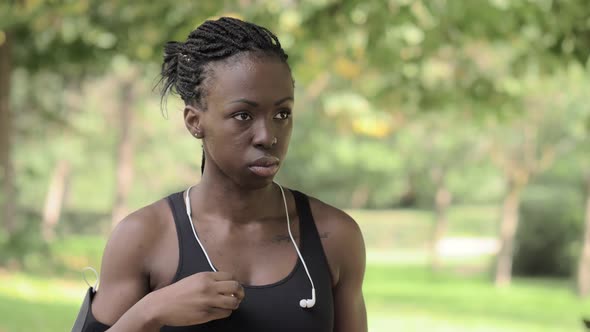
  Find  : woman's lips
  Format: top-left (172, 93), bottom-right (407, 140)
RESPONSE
top-left (249, 156), bottom-right (280, 177)
top-left (248, 164), bottom-right (279, 177)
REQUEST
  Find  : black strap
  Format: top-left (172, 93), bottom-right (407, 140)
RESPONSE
top-left (70, 287), bottom-right (111, 331)
top-left (292, 191), bottom-right (315, 249)
top-left (71, 287), bottom-right (94, 332)
top-left (71, 287), bottom-right (110, 332)
top-left (167, 191), bottom-right (190, 281)
top-left (291, 190), bottom-right (330, 264)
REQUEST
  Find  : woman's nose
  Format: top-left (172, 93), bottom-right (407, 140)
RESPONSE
top-left (252, 119), bottom-right (276, 149)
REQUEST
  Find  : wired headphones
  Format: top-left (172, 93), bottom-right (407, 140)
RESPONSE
top-left (184, 183), bottom-right (316, 309)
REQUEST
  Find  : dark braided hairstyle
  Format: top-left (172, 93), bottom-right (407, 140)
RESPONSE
top-left (158, 17), bottom-right (290, 174)
top-left (160, 16), bottom-right (289, 108)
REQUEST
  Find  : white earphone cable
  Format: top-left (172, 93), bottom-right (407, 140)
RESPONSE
top-left (185, 185), bottom-right (218, 272)
top-left (277, 183), bottom-right (316, 293)
top-left (184, 182), bottom-right (316, 307)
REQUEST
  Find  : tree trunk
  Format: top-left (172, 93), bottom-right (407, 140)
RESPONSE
top-left (350, 184), bottom-right (370, 209)
top-left (0, 32), bottom-right (16, 235)
top-left (42, 159), bottom-right (71, 242)
top-left (495, 179), bottom-right (524, 287)
top-left (430, 169), bottom-right (452, 271)
top-left (111, 79), bottom-right (136, 228)
top-left (399, 173), bottom-right (418, 207)
top-left (577, 175), bottom-right (590, 297)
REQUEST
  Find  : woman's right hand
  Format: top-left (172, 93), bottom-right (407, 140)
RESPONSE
top-left (147, 271), bottom-right (245, 327)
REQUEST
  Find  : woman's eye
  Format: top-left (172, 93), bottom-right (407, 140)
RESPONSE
top-left (233, 113), bottom-right (252, 121)
top-left (275, 110), bottom-right (291, 120)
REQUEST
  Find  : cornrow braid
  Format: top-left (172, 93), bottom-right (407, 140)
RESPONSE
top-left (157, 17), bottom-right (290, 174)
top-left (159, 17), bottom-right (288, 109)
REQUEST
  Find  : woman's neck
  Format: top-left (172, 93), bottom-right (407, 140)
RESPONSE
top-left (188, 171), bottom-right (283, 225)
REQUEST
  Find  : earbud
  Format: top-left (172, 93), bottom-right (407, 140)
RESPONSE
top-left (299, 288), bottom-right (316, 308)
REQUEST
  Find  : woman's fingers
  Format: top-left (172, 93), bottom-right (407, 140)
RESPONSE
top-left (211, 293), bottom-right (241, 310)
top-left (203, 307), bottom-right (234, 320)
top-left (214, 280), bottom-right (245, 300)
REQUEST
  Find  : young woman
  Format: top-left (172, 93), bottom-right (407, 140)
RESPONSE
top-left (84, 17), bottom-right (367, 332)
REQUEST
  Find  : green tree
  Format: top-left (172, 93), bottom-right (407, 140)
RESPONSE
top-left (0, 30), bottom-right (15, 235)
top-left (487, 66), bottom-right (587, 287)
top-left (579, 158), bottom-right (590, 296)
top-left (0, 0), bottom-right (232, 238)
top-left (569, 73), bottom-right (590, 297)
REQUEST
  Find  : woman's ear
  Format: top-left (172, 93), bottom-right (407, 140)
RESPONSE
top-left (184, 104), bottom-right (204, 138)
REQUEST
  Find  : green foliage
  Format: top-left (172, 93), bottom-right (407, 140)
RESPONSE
top-left (275, 0), bottom-right (590, 117)
top-left (2, 1), bottom-right (233, 73)
top-left (4, 0), bottom-right (590, 214)
top-left (1, 3), bottom-right (590, 311)
top-left (513, 185), bottom-right (585, 277)
top-left (0, 214), bottom-right (106, 276)
top-left (0, 210), bottom-right (48, 269)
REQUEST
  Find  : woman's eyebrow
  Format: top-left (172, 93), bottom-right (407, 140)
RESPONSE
top-left (227, 96), bottom-right (294, 107)
top-left (229, 98), bottom-right (258, 107)
top-left (274, 96), bottom-right (294, 105)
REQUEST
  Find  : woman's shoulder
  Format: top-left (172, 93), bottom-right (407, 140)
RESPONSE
top-left (303, 193), bottom-right (362, 236)
top-left (112, 197), bottom-right (171, 238)
top-left (300, 192), bottom-right (366, 285)
top-left (104, 196), bottom-right (175, 261)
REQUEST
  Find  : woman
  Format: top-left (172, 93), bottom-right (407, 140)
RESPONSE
top-left (84, 16), bottom-right (367, 332)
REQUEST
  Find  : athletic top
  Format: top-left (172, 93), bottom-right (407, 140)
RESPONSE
top-left (82, 189), bottom-right (334, 331)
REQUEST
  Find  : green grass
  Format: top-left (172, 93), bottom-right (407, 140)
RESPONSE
top-left (0, 293), bottom-right (78, 332)
top-left (0, 207), bottom-right (587, 332)
top-left (1, 261), bottom-right (588, 332)
top-left (0, 273), bottom-right (82, 332)
top-left (365, 263), bottom-right (590, 332)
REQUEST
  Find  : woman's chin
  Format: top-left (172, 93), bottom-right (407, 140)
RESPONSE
top-left (239, 174), bottom-right (277, 190)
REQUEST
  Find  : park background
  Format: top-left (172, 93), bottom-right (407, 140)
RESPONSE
top-left (1, 0), bottom-right (590, 331)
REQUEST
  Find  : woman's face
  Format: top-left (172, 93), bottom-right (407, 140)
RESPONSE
top-left (189, 54), bottom-right (294, 189)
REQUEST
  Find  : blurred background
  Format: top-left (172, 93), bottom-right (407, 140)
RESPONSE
top-left (1, 0), bottom-right (590, 331)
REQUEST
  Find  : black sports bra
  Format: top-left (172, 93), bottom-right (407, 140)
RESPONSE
top-left (84, 189), bottom-right (334, 331)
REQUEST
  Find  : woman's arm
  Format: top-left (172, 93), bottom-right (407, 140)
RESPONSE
top-left (92, 211), bottom-right (163, 331)
top-left (87, 206), bottom-right (244, 332)
top-left (308, 198), bottom-right (368, 332)
top-left (331, 216), bottom-right (367, 332)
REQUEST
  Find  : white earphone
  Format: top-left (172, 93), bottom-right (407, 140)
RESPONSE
top-left (184, 183), bottom-right (316, 309)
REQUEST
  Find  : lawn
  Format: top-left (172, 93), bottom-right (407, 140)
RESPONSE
top-left (365, 262), bottom-right (590, 332)
top-left (0, 207), bottom-right (588, 331)
top-left (1, 259), bottom-right (588, 332)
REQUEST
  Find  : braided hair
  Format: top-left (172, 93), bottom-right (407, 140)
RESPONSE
top-left (158, 17), bottom-right (290, 174)
top-left (160, 16), bottom-right (289, 108)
